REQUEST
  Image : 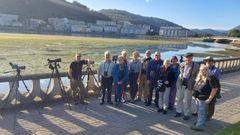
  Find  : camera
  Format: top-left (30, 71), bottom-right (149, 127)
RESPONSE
top-left (47, 58), bottom-right (61, 63)
top-left (88, 60), bottom-right (95, 65)
top-left (182, 78), bottom-right (188, 88)
top-left (112, 55), bottom-right (118, 63)
top-left (9, 62), bottom-right (26, 70)
top-left (104, 71), bottom-right (108, 76)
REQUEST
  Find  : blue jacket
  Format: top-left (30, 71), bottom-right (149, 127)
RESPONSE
top-left (147, 59), bottom-right (163, 81)
top-left (112, 64), bottom-right (129, 85)
top-left (209, 65), bottom-right (221, 80)
top-left (170, 63), bottom-right (180, 81)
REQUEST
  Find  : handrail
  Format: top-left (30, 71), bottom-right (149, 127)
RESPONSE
top-left (1, 57), bottom-right (239, 82)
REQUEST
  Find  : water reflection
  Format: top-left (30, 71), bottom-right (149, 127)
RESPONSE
top-left (0, 42), bottom-right (229, 94)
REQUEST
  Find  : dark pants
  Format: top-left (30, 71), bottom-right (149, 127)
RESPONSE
top-left (207, 98), bottom-right (216, 120)
top-left (129, 72), bottom-right (139, 100)
top-left (148, 81), bottom-right (159, 106)
top-left (169, 81), bottom-right (177, 109)
top-left (100, 76), bottom-right (113, 102)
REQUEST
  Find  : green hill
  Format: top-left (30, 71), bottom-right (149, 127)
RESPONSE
top-left (0, 0), bottom-right (110, 22)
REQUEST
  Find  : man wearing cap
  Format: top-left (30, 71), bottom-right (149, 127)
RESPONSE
top-left (175, 53), bottom-right (199, 120)
top-left (204, 56), bottom-right (221, 120)
top-left (146, 51), bottom-right (163, 107)
top-left (98, 51), bottom-right (115, 105)
top-left (68, 53), bottom-right (89, 105)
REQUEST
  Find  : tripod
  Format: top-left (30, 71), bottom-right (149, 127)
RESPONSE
top-left (1, 64), bottom-right (34, 130)
top-left (45, 61), bottom-right (72, 110)
top-left (82, 63), bottom-right (101, 96)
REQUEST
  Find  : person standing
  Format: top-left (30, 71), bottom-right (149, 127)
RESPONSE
top-left (146, 52), bottom-right (163, 107)
top-left (203, 56), bottom-right (221, 121)
top-left (68, 53), bottom-right (88, 105)
top-left (168, 56), bottom-right (180, 110)
top-left (112, 56), bottom-right (129, 107)
top-left (191, 65), bottom-right (219, 131)
top-left (98, 51), bottom-right (115, 105)
top-left (137, 50), bottom-right (152, 103)
top-left (156, 59), bottom-right (175, 114)
top-left (121, 50), bottom-right (129, 102)
top-left (129, 51), bottom-right (142, 103)
top-left (175, 53), bottom-right (199, 120)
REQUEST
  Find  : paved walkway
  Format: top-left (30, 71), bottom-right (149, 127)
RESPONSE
top-left (0, 71), bottom-right (240, 135)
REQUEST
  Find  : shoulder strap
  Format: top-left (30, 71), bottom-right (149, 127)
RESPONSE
top-left (189, 62), bottom-right (195, 78)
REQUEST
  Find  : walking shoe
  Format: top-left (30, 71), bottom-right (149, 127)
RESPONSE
top-left (163, 110), bottom-right (167, 114)
top-left (157, 108), bottom-right (163, 112)
top-left (121, 97), bottom-right (126, 103)
top-left (145, 102), bottom-right (151, 106)
top-left (130, 99), bottom-right (135, 104)
top-left (79, 100), bottom-right (88, 105)
top-left (107, 101), bottom-right (113, 105)
top-left (174, 112), bottom-right (182, 117)
top-left (168, 106), bottom-right (174, 110)
top-left (99, 101), bottom-right (104, 105)
top-left (192, 113), bottom-right (198, 116)
top-left (190, 125), bottom-right (204, 131)
top-left (135, 98), bottom-right (141, 102)
top-left (183, 115), bottom-right (190, 120)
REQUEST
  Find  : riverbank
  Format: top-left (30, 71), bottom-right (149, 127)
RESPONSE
top-left (0, 33), bottom-right (188, 75)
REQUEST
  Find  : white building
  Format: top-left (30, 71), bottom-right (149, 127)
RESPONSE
top-left (48, 17), bottom-right (70, 31)
top-left (69, 20), bottom-right (88, 33)
top-left (0, 13), bottom-right (23, 27)
top-left (96, 20), bottom-right (117, 26)
top-left (29, 19), bottom-right (46, 30)
top-left (88, 23), bottom-right (103, 32)
top-left (159, 27), bottom-right (193, 37)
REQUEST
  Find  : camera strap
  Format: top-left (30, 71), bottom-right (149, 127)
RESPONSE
top-left (104, 62), bottom-right (111, 73)
top-left (189, 62), bottom-right (195, 79)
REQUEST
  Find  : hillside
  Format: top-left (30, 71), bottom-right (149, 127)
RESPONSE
top-left (99, 9), bottom-right (179, 30)
top-left (0, 0), bottom-right (110, 22)
top-left (234, 25), bottom-right (240, 30)
top-left (191, 29), bottom-right (227, 36)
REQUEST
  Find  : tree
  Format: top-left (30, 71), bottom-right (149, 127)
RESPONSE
top-left (228, 29), bottom-right (240, 37)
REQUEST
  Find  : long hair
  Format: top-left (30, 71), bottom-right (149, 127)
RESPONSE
top-left (195, 64), bottom-right (209, 82)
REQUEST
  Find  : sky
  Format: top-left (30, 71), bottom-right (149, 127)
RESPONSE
top-left (67, 0), bottom-right (240, 30)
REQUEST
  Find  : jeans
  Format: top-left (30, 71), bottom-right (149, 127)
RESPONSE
top-left (114, 83), bottom-right (125, 104)
top-left (196, 99), bottom-right (206, 128)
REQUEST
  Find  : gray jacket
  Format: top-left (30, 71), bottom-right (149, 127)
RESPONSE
top-left (179, 62), bottom-right (199, 90)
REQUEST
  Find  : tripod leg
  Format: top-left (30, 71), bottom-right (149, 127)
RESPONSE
top-left (55, 69), bottom-right (72, 110)
top-left (19, 75), bottom-right (41, 115)
top-left (88, 68), bottom-right (101, 96)
top-left (0, 80), bottom-right (16, 116)
top-left (42, 69), bottom-right (55, 106)
top-left (13, 80), bottom-right (19, 130)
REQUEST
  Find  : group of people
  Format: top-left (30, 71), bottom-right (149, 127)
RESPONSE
top-left (68, 50), bottom-right (221, 131)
